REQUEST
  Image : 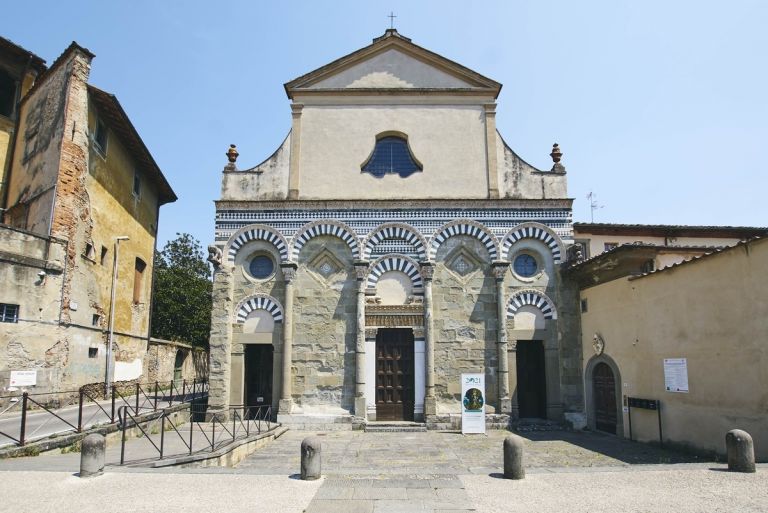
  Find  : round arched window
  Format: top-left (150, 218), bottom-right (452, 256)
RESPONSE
top-left (513, 254), bottom-right (538, 277)
top-left (249, 255), bottom-right (274, 279)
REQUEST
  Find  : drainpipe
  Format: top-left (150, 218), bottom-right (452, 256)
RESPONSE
top-left (106, 236), bottom-right (129, 395)
top-left (145, 201), bottom-right (161, 348)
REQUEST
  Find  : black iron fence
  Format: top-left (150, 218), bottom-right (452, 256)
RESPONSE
top-left (118, 404), bottom-right (272, 465)
top-left (0, 379), bottom-right (208, 447)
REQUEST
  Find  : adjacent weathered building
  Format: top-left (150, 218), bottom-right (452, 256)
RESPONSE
top-left (208, 30), bottom-right (583, 429)
top-left (0, 38), bottom-right (181, 395)
top-left (567, 235), bottom-right (767, 459)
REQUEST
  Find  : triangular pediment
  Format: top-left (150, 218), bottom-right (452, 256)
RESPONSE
top-left (284, 30), bottom-right (501, 98)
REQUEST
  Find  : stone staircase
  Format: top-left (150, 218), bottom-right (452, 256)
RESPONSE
top-left (364, 421), bottom-right (428, 433)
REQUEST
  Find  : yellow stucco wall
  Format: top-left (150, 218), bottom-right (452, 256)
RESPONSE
top-left (0, 67), bottom-right (38, 207)
top-left (580, 238), bottom-right (768, 459)
top-left (85, 102), bottom-right (159, 338)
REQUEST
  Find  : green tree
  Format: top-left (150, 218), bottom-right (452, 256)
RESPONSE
top-left (151, 233), bottom-right (212, 347)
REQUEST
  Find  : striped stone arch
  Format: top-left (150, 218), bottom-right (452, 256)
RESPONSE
top-left (363, 222), bottom-right (428, 261)
top-left (291, 220), bottom-right (360, 260)
top-left (367, 255), bottom-right (423, 289)
top-left (506, 289), bottom-right (557, 320)
top-left (235, 294), bottom-right (284, 324)
top-left (226, 224), bottom-right (289, 263)
top-left (501, 222), bottom-right (563, 263)
top-left (429, 220), bottom-right (499, 261)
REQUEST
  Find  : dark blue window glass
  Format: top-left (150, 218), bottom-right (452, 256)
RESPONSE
top-left (513, 254), bottom-right (538, 277)
top-left (249, 255), bottom-right (274, 279)
top-left (362, 136), bottom-right (422, 178)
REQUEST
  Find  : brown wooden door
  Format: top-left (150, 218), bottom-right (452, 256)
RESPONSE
top-left (376, 329), bottom-right (414, 421)
top-left (593, 362), bottom-right (617, 434)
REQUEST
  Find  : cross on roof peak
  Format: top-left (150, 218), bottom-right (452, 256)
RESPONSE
top-left (388, 11), bottom-right (397, 30)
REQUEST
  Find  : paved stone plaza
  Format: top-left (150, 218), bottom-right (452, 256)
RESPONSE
top-left (0, 428), bottom-right (766, 512)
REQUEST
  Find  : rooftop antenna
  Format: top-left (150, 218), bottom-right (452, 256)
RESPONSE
top-left (587, 191), bottom-right (604, 222)
top-left (388, 11), bottom-right (397, 29)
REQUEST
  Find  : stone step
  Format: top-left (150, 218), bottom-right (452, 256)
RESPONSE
top-left (512, 418), bottom-right (565, 433)
top-left (364, 422), bottom-right (427, 433)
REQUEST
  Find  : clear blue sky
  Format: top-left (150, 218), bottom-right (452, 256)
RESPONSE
top-left (4, 1), bottom-right (766, 248)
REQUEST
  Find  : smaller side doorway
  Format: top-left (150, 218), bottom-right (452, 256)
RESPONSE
top-left (244, 344), bottom-right (273, 418)
top-left (593, 362), bottom-right (618, 434)
top-left (516, 340), bottom-right (547, 418)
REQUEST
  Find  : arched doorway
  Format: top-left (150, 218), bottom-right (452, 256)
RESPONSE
top-left (593, 362), bottom-right (617, 434)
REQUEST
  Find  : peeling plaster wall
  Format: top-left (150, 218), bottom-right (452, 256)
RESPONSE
top-left (5, 52), bottom-right (78, 235)
top-left (0, 47), bottom-right (166, 397)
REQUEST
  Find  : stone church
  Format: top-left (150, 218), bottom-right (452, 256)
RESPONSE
top-left (207, 29), bottom-right (583, 429)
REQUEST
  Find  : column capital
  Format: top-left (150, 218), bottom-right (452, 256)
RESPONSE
top-left (491, 260), bottom-right (510, 280)
top-left (280, 261), bottom-right (298, 283)
top-left (290, 103), bottom-right (304, 115)
top-left (353, 260), bottom-right (371, 281)
top-left (419, 261), bottom-right (434, 281)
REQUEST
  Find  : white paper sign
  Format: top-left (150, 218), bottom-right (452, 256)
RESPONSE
top-left (461, 373), bottom-right (485, 434)
top-left (9, 370), bottom-right (37, 387)
top-left (664, 358), bottom-right (689, 393)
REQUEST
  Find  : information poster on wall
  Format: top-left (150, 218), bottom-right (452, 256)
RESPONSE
top-left (9, 370), bottom-right (37, 387)
top-left (664, 358), bottom-right (689, 393)
top-left (461, 373), bottom-right (485, 434)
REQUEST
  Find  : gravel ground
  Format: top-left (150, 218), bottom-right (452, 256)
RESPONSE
top-left (462, 468), bottom-right (768, 513)
top-left (0, 471), bottom-right (321, 513)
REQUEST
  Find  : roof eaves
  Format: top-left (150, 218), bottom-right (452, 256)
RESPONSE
top-left (628, 236), bottom-right (765, 281)
top-left (0, 35), bottom-right (47, 72)
top-left (87, 85), bottom-right (177, 204)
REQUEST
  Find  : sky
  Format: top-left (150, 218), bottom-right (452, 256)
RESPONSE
top-left (3, 1), bottom-right (766, 249)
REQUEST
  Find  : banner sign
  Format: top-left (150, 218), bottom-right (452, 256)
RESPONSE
top-left (461, 373), bottom-right (485, 434)
top-left (9, 370), bottom-right (37, 387)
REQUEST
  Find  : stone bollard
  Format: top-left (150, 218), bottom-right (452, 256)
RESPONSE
top-left (726, 429), bottom-right (756, 473)
top-left (503, 434), bottom-right (525, 480)
top-left (79, 433), bottom-right (106, 478)
top-left (301, 436), bottom-right (322, 480)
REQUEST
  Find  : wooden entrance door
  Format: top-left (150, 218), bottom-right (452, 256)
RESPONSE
top-left (593, 362), bottom-right (617, 434)
top-left (516, 340), bottom-right (547, 418)
top-left (375, 329), bottom-right (415, 421)
top-left (244, 344), bottom-right (273, 418)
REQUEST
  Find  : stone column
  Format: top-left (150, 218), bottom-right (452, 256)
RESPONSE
top-left (420, 262), bottom-right (436, 416)
top-left (279, 262), bottom-right (297, 415)
top-left (206, 246), bottom-right (233, 413)
top-left (492, 261), bottom-right (511, 414)
top-left (353, 260), bottom-right (370, 419)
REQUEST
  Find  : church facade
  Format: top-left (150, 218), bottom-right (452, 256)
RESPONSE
top-left (207, 30), bottom-right (583, 429)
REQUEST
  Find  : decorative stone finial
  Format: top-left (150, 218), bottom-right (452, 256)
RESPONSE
top-left (550, 143), bottom-right (565, 173)
top-left (226, 144), bottom-right (239, 163)
top-left (550, 143), bottom-right (562, 163)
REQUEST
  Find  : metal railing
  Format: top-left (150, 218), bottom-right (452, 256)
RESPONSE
top-left (118, 404), bottom-right (272, 465)
top-left (0, 379), bottom-right (208, 447)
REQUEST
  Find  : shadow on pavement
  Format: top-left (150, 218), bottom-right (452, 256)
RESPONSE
top-left (516, 429), bottom-right (712, 465)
